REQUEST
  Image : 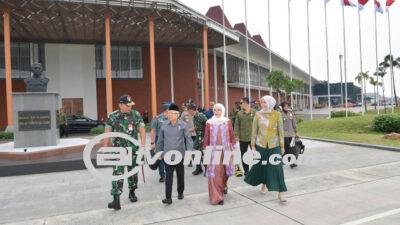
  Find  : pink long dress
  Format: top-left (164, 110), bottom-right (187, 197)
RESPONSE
top-left (203, 120), bottom-right (236, 205)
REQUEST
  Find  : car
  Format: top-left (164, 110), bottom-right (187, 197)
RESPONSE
top-left (66, 115), bottom-right (104, 133)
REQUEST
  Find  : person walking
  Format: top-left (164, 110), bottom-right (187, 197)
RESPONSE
top-left (234, 97), bottom-right (256, 176)
top-left (181, 103), bottom-right (196, 167)
top-left (156, 104), bottom-right (193, 204)
top-left (203, 103), bottom-right (236, 205)
top-left (104, 94), bottom-right (146, 210)
top-left (280, 102), bottom-right (299, 168)
top-left (187, 103), bottom-right (208, 175)
top-left (244, 95), bottom-right (287, 203)
top-left (204, 101), bottom-right (215, 119)
top-left (150, 102), bottom-right (171, 182)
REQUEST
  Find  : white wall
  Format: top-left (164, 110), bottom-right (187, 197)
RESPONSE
top-left (45, 43), bottom-right (98, 119)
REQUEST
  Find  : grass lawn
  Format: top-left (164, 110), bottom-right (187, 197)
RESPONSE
top-left (297, 111), bottom-right (400, 148)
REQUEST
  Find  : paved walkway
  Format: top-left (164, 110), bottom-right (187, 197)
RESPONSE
top-left (1, 140), bottom-right (400, 225)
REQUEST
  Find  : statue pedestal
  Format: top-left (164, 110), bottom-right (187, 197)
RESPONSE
top-left (12, 93), bottom-right (59, 148)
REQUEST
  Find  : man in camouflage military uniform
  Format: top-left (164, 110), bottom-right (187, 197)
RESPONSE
top-left (103, 94), bottom-right (146, 210)
top-left (187, 103), bottom-right (208, 175)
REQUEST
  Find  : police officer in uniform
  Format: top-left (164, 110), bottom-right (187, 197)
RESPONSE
top-left (103, 94), bottom-right (146, 210)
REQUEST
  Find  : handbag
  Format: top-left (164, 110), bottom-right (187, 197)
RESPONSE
top-left (293, 137), bottom-right (305, 155)
top-left (148, 148), bottom-right (159, 170)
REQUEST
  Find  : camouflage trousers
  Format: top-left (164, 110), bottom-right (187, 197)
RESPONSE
top-left (110, 154), bottom-right (138, 196)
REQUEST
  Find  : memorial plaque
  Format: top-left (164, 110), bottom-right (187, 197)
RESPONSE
top-left (18, 110), bottom-right (51, 131)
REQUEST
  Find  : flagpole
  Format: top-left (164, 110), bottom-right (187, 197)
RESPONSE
top-left (306, 0), bottom-right (313, 120)
top-left (387, 8), bottom-right (394, 113)
top-left (342, 3), bottom-right (348, 118)
top-left (324, 1), bottom-right (331, 119)
top-left (222, 0), bottom-right (229, 116)
top-left (374, 4), bottom-right (380, 114)
top-left (288, 0), bottom-right (293, 106)
top-left (357, 6), bottom-right (365, 116)
top-left (267, 0), bottom-right (273, 96)
top-left (244, 0), bottom-right (251, 101)
top-left (243, 60), bottom-right (246, 97)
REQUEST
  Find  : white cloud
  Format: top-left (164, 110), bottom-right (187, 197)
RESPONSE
top-left (178, 0), bottom-right (400, 95)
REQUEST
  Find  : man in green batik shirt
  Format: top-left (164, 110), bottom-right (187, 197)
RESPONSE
top-left (187, 103), bottom-right (208, 176)
top-left (103, 94), bottom-right (146, 210)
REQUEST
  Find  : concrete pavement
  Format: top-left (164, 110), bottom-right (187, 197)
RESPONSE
top-left (0, 140), bottom-right (400, 225)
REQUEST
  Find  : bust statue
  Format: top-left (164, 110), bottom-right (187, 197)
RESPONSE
top-left (24, 62), bottom-right (49, 92)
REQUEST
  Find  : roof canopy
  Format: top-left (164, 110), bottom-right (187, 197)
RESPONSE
top-left (0, 0), bottom-right (239, 48)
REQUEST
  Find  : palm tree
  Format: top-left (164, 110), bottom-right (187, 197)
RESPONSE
top-left (369, 77), bottom-right (382, 110)
top-left (355, 71), bottom-right (369, 112)
top-left (375, 66), bottom-right (387, 112)
top-left (381, 54), bottom-right (398, 107)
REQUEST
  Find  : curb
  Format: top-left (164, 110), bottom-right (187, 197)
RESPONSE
top-left (302, 137), bottom-right (400, 152)
top-left (0, 159), bottom-right (99, 177)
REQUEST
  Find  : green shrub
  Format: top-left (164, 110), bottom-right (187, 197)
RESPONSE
top-left (296, 117), bottom-right (304, 124)
top-left (372, 114), bottom-right (400, 133)
top-left (331, 111), bottom-right (360, 118)
top-left (90, 127), bottom-right (105, 135)
top-left (0, 131), bottom-right (13, 140)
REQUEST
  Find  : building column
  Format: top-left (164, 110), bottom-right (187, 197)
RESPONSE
top-left (203, 26), bottom-right (210, 110)
top-left (169, 47), bottom-right (174, 102)
top-left (105, 14), bottom-right (113, 115)
top-left (149, 16), bottom-right (157, 118)
top-left (3, 8), bottom-right (13, 129)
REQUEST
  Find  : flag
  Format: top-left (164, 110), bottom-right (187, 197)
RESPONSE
top-left (342, 0), bottom-right (357, 6)
top-left (375, 0), bottom-right (384, 13)
top-left (386, 0), bottom-right (395, 6)
top-left (358, 0), bottom-right (369, 10)
top-left (386, 0), bottom-right (395, 11)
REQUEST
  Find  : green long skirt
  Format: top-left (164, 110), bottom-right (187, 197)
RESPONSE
top-left (244, 145), bottom-right (287, 192)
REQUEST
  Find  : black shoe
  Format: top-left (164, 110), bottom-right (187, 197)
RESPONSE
top-left (290, 164), bottom-right (298, 169)
top-left (129, 190), bottom-right (138, 202)
top-left (224, 188), bottom-right (228, 195)
top-left (188, 161), bottom-right (193, 167)
top-left (244, 171), bottom-right (248, 176)
top-left (218, 200), bottom-right (224, 205)
top-left (159, 176), bottom-right (165, 183)
top-left (108, 195), bottom-right (121, 210)
top-left (178, 194), bottom-right (184, 200)
top-left (162, 198), bottom-right (172, 204)
top-left (192, 165), bottom-right (203, 175)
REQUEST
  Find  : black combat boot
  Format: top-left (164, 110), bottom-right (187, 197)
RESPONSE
top-left (192, 164), bottom-right (203, 175)
top-left (108, 195), bottom-right (121, 210)
top-left (129, 189), bottom-right (138, 202)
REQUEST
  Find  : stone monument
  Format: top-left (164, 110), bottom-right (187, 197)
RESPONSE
top-left (13, 63), bottom-right (59, 148)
